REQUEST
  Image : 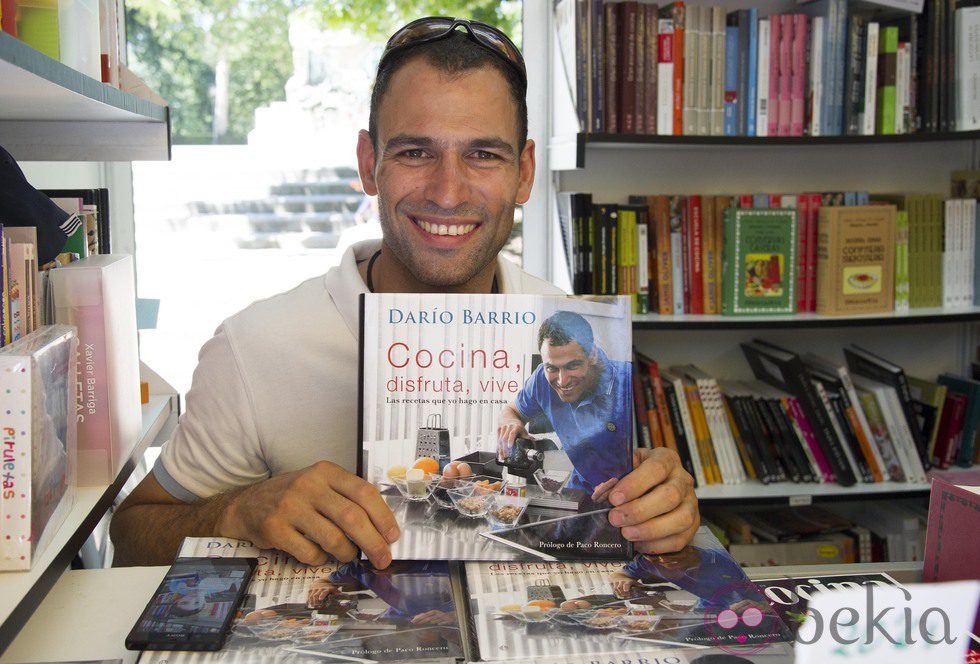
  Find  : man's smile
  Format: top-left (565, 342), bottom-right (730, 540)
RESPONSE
top-left (409, 214), bottom-right (480, 237)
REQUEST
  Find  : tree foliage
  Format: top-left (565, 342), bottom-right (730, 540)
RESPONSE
top-left (126, 0), bottom-right (521, 144)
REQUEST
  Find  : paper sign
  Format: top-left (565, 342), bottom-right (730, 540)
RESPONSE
top-left (794, 580), bottom-right (980, 664)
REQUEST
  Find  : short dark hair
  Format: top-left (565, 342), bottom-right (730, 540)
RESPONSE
top-left (368, 30), bottom-right (528, 154)
top-left (537, 311), bottom-right (595, 355)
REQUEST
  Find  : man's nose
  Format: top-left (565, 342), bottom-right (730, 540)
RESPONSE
top-left (424, 155), bottom-right (471, 210)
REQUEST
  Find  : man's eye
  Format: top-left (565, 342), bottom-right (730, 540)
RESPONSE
top-left (473, 150), bottom-right (499, 160)
top-left (401, 149), bottom-right (427, 159)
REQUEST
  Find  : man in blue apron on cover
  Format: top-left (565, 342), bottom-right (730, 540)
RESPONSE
top-left (497, 310), bottom-right (632, 498)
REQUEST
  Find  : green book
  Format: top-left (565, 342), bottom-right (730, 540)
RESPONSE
top-left (894, 210), bottom-right (909, 311)
top-left (16, 5), bottom-right (60, 61)
top-left (721, 208), bottom-right (798, 315)
top-left (876, 26), bottom-right (898, 135)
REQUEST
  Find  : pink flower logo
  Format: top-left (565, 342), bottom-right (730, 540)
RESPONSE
top-left (700, 581), bottom-right (786, 654)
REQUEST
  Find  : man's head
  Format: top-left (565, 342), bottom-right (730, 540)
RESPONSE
top-left (356, 19), bottom-right (535, 289)
top-left (537, 311), bottom-right (602, 404)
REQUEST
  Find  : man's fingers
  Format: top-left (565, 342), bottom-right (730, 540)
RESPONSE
top-left (630, 507), bottom-right (701, 554)
top-left (609, 475), bottom-right (690, 527)
top-left (271, 523), bottom-right (336, 567)
top-left (618, 494), bottom-right (698, 543)
top-left (591, 477), bottom-right (619, 502)
top-left (314, 492), bottom-right (392, 569)
top-left (328, 469), bottom-right (400, 546)
top-left (609, 448), bottom-right (682, 506)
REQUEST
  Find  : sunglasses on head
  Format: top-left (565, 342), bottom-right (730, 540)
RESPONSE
top-left (380, 16), bottom-right (526, 83)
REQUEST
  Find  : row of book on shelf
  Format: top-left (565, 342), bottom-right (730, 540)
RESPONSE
top-left (631, 339), bottom-right (979, 492)
top-left (558, 169), bottom-right (980, 315)
top-left (555, 0), bottom-right (977, 136)
top-left (0, 187), bottom-right (143, 572)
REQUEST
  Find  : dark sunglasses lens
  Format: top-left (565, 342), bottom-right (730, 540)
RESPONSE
top-left (388, 19), bottom-right (453, 49)
top-left (472, 26), bottom-right (523, 67)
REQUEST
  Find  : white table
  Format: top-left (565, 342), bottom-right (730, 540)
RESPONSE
top-left (0, 561), bottom-right (922, 663)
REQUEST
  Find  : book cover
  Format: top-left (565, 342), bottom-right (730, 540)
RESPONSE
top-left (463, 527), bottom-right (792, 660)
top-left (141, 538), bottom-right (461, 663)
top-left (815, 205), bottom-right (896, 315)
top-left (769, 13), bottom-right (782, 136)
top-left (658, 18), bottom-right (676, 135)
top-left (710, 6), bottom-right (726, 136)
top-left (49, 255), bottom-right (143, 486)
top-left (0, 326), bottom-right (77, 571)
top-left (757, 18), bottom-right (771, 135)
top-left (359, 294), bottom-right (633, 561)
top-left (791, 13), bottom-right (808, 135)
top-left (724, 20), bottom-right (740, 135)
top-left (877, 25), bottom-right (899, 133)
top-left (722, 208), bottom-right (798, 315)
top-left (936, 373), bottom-right (980, 466)
top-left (932, 391), bottom-right (968, 468)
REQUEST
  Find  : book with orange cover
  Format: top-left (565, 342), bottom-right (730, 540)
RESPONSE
top-left (649, 195), bottom-right (674, 313)
top-left (684, 382), bottom-right (721, 483)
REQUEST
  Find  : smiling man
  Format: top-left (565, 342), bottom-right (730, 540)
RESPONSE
top-left (110, 17), bottom-right (699, 568)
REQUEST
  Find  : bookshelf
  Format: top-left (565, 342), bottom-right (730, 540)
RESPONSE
top-left (551, 130), bottom-right (980, 170)
top-left (545, 1), bottom-right (980, 504)
top-left (0, 394), bottom-right (178, 654)
top-left (0, 32), bottom-right (170, 161)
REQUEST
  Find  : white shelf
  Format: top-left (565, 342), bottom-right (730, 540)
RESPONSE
top-left (0, 32), bottom-right (170, 161)
top-left (0, 393), bottom-right (177, 651)
top-left (695, 466), bottom-right (980, 502)
top-left (632, 305), bottom-right (980, 329)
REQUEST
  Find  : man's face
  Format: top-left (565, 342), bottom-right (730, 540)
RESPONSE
top-left (540, 340), bottom-right (599, 403)
top-left (357, 57), bottom-right (535, 287)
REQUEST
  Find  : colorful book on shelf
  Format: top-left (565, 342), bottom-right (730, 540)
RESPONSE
top-left (49, 255), bottom-right (143, 486)
top-left (932, 390), bottom-right (968, 468)
top-left (936, 373), bottom-right (980, 466)
top-left (359, 294), bottom-right (633, 561)
top-left (815, 204), bottom-right (897, 315)
top-left (741, 339), bottom-right (858, 486)
top-left (721, 207), bottom-right (798, 315)
top-left (907, 376), bottom-right (948, 464)
top-left (0, 325), bottom-right (77, 571)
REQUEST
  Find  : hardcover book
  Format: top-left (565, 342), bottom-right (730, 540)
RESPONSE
top-left (722, 208), bottom-right (798, 315)
top-left (815, 205), bottom-right (896, 315)
top-left (141, 538), bottom-right (462, 663)
top-left (462, 527), bottom-right (792, 660)
top-left (359, 294), bottom-right (633, 561)
top-left (0, 325), bottom-right (77, 571)
top-left (49, 255), bottom-right (142, 486)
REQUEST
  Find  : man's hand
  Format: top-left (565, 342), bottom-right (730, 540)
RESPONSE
top-left (497, 418), bottom-right (531, 461)
top-left (411, 610), bottom-right (457, 626)
top-left (605, 448), bottom-right (699, 554)
top-left (307, 581), bottom-right (342, 608)
top-left (608, 570), bottom-right (640, 599)
top-left (218, 461), bottom-right (399, 569)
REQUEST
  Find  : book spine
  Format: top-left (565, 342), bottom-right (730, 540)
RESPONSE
top-left (768, 13), bottom-right (781, 137)
top-left (863, 22), bottom-right (880, 135)
top-left (781, 398), bottom-right (824, 482)
top-left (591, 0), bottom-right (605, 133)
top-left (711, 7), bottom-right (726, 136)
top-left (845, 15), bottom-right (865, 135)
top-left (757, 19), bottom-right (771, 136)
top-left (621, 2), bottom-right (638, 133)
top-left (648, 361), bottom-right (678, 452)
top-left (792, 14), bottom-right (808, 136)
top-left (683, 4), bottom-right (699, 134)
top-left (778, 14), bottom-right (793, 136)
top-left (658, 20), bottom-right (676, 135)
top-left (702, 196), bottom-right (719, 314)
top-left (668, 376), bottom-right (705, 484)
top-left (747, 8), bottom-right (759, 136)
top-left (697, 6), bottom-right (712, 136)
top-left (645, 4), bottom-right (659, 134)
top-left (737, 10), bottom-right (750, 135)
top-left (635, 4), bottom-right (646, 134)
top-left (796, 196), bottom-right (810, 311)
top-left (671, 230), bottom-right (684, 313)
top-left (688, 196), bottom-right (704, 314)
top-left (724, 22), bottom-right (740, 136)
top-left (605, 1), bottom-right (619, 133)
top-left (787, 396), bottom-right (836, 482)
top-left (877, 26), bottom-right (898, 134)
top-left (637, 220), bottom-right (650, 313)
top-left (672, 2), bottom-right (686, 135)
top-left (810, 17), bottom-right (825, 136)
top-left (956, 6), bottom-right (980, 130)
top-left (896, 41), bottom-right (909, 133)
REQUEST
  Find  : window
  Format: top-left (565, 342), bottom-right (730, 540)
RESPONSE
top-left (128, 3), bottom-right (523, 396)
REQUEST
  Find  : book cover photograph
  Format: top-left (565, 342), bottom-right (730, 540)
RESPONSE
top-left (463, 527), bottom-right (792, 661)
top-left (359, 294), bottom-right (634, 561)
top-left (141, 538), bottom-right (462, 663)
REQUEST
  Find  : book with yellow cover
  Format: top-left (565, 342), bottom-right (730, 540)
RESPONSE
top-left (815, 205), bottom-right (896, 315)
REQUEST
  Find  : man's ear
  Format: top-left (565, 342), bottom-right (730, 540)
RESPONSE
top-left (588, 345), bottom-right (600, 364)
top-left (356, 129), bottom-right (379, 197)
top-left (515, 138), bottom-right (535, 204)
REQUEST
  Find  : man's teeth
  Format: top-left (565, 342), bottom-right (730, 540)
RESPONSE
top-left (413, 217), bottom-right (477, 236)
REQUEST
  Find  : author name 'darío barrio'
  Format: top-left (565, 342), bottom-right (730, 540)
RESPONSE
top-left (387, 307), bottom-right (537, 326)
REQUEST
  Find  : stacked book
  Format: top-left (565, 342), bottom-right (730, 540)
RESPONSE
top-left (555, 0), bottom-right (979, 136)
top-left (559, 180), bottom-right (978, 315)
top-left (631, 341), bottom-right (979, 487)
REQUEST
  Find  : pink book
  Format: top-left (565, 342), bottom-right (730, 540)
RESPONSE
top-left (787, 397), bottom-right (835, 482)
top-left (768, 15), bottom-right (781, 137)
top-left (778, 15), bottom-right (793, 136)
top-left (791, 15), bottom-right (807, 136)
top-left (805, 193), bottom-right (821, 311)
top-left (923, 476), bottom-right (980, 635)
top-left (795, 195), bottom-right (809, 312)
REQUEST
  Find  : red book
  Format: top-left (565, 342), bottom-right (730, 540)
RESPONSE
top-left (923, 475), bottom-right (980, 635)
top-left (933, 392), bottom-right (968, 469)
top-left (669, 2), bottom-right (685, 135)
top-left (791, 14), bottom-right (808, 136)
top-left (739, 194), bottom-right (754, 208)
top-left (619, 2), bottom-right (639, 133)
top-left (687, 196), bottom-right (704, 314)
top-left (681, 200), bottom-right (691, 313)
top-left (639, 353), bottom-right (678, 452)
top-left (770, 194), bottom-right (782, 207)
top-left (768, 14), bottom-right (781, 137)
top-left (805, 193), bottom-right (821, 311)
top-left (796, 195), bottom-right (810, 312)
top-left (1, 0), bottom-right (16, 36)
